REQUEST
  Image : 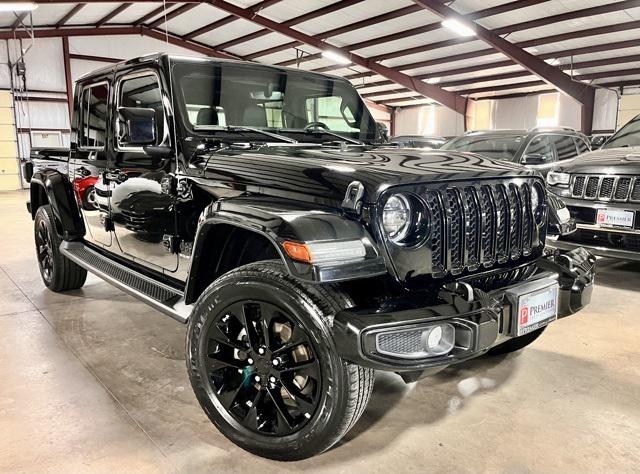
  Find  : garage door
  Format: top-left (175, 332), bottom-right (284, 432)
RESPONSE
top-left (0, 91), bottom-right (20, 191)
top-left (618, 94), bottom-right (640, 129)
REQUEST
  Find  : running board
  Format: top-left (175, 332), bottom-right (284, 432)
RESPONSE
top-left (60, 241), bottom-right (192, 323)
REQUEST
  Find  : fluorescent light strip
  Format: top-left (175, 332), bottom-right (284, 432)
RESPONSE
top-left (321, 50), bottom-right (351, 65)
top-left (441, 18), bottom-right (476, 37)
top-left (0, 2), bottom-right (38, 12)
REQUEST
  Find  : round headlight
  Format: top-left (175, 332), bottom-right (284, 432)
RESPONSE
top-left (383, 194), bottom-right (411, 242)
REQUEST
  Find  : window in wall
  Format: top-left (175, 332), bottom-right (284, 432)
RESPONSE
top-left (536, 93), bottom-right (559, 127)
top-left (421, 105), bottom-right (437, 135)
top-left (524, 135), bottom-right (555, 163)
top-left (470, 99), bottom-right (492, 130)
top-left (550, 135), bottom-right (578, 160)
top-left (80, 83), bottom-right (108, 149)
top-left (119, 74), bottom-right (166, 145)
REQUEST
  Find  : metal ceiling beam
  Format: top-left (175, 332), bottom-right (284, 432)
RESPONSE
top-left (182, 0), bottom-right (282, 40)
top-left (361, 54), bottom-right (640, 98)
top-left (412, 0), bottom-right (594, 109)
top-left (0, 26), bottom-right (238, 60)
top-left (203, 0), bottom-right (467, 113)
top-left (244, 4), bottom-right (423, 60)
top-left (213, 0), bottom-right (364, 51)
top-left (276, 0), bottom-right (550, 67)
top-left (95, 3), bottom-right (133, 27)
top-left (353, 0), bottom-right (640, 67)
top-left (354, 39), bottom-right (640, 90)
top-left (345, 20), bottom-right (640, 83)
top-left (147, 3), bottom-right (198, 29)
top-left (55, 3), bottom-right (86, 27)
top-left (10, 12), bottom-right (29, 30)
top-left (132, 3), bottom-right (176, 26)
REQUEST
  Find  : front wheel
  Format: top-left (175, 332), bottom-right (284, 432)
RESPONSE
top-left (186, 261), bottom-right (374, 461)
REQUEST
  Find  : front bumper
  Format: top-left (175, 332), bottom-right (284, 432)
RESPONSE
top-left (333, 247), bottom-right (595, 372)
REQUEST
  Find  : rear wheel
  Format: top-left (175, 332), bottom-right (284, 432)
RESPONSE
top-left (34, 205), bottom-right (87, 292)
top-left (487, 327), bottom-right (546, 356)
top-left (186, 261), bottom-right (373, 461)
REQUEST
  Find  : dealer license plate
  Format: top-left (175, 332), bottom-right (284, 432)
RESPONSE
top-left (512, 283), bottom-right (559, 337)
top-left (596, 208), bottom-right (634, 229)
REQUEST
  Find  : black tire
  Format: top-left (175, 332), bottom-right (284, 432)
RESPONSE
top-left (487, 327), bottom-right (546, 356)
top-left (186, 260), bottom-right (374, 461)
top-left (34, 205), bottom-right (87, 292)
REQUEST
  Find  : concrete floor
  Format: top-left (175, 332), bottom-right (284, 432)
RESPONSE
top-left (1, 189), bottom-right (639, 474)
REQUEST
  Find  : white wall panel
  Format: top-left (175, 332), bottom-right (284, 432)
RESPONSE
top-left (7, 38), bottom-right (66, 92)
top-left (15, 101), bottom-right (69, 130)
top-left (593, 88), bottom-right (618, 132)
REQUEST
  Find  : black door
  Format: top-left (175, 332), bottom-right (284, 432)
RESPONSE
top-left (108, 70), bottom-right (178, 272)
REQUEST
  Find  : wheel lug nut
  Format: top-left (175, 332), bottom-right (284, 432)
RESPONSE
top-left (269, 376), bottom-right (276, 383)
top-left (258, 347), bottom-right (266, 355)
top-left (272, 358), bottom-right (280, 366)
top-left (247, 357), bottom-right (254, 365)
top-left (254, 375), bottom-right (261, 383)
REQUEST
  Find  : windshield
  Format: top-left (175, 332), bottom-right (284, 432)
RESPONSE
top-left (172, 61), bottom-right (378, 143)
top-left (441, 135), bottom-right (524, 161)
top-left (604, 114), bottom-right (640, 148)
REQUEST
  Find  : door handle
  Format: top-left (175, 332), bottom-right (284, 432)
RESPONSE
top-left (103, 170), bottom-right (127, 184)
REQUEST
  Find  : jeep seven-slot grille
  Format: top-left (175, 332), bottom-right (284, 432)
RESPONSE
top-left (422, 180), bottom-right (541, 278)
top-left (571, 175), bottom-right (640, 202)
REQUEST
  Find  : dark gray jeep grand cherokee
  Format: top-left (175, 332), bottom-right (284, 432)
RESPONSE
top-left (26, 54), bottom-right (594, 460)
top-left (548, 114), bottom-right (640, 261)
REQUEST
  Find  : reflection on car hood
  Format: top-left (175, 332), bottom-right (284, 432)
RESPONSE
top-left (199, 146), bottom-right (538, 204)
top-left (555, 146), bottom-right (640, 175)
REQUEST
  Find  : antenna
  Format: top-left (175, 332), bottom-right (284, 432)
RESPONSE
top-left (161, 0), bottom-right (180, 174)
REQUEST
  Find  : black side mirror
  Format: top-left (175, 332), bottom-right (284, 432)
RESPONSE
top-left (376, 122), bottom-right (389, 142)
top-left (522, 153), bottom-right (548, 165)
top-left (118, 107), bottom-right (156, 145)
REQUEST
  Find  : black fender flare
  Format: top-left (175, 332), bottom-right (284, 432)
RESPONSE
top-left (30, 170), bottom-right (85, 240)
top-left (184, 197), bottom-right (387, 304)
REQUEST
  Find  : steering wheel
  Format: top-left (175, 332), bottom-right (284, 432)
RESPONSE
top-left (303, 121), bottom-right (329, 132)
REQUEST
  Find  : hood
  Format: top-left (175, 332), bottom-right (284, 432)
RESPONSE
top-left (198, 145), bottom-right (538, 205)
top-left (555, 146), bottom-right (640, 175)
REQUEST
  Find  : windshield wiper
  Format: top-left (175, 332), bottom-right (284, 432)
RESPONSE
top-left (278, 127), bottom-right (364, 145)
top-left (194, 125), bottom-right (298, 144)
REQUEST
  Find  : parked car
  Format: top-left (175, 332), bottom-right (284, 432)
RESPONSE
top-left (390, 135), bottom-right (447, 149)
top-left (441, 127), bottom-right (591, 175)
top-left (26, 54), bottom-right (594, 461)
top-left (547, 114), bottom-right (640, 261)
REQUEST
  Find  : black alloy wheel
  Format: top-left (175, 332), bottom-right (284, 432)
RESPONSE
top-left (33, 205), bottom-right (87, 292)
top-left (36, 219), bottom-right (54, 283)
top-left (203, 299), bottom-right (322, 436)
top-left (187, 261), bottom-right (374, 461)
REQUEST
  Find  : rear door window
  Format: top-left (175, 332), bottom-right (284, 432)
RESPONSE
top-left (550, 134), bottom-right (579, 160)
top-left (79, 82), bottom-right (109, 149)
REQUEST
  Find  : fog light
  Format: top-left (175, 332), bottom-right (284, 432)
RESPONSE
top-left (375, 323), bottom-right (456, 359)
top-left (424, 324), bottom-right (455, 356)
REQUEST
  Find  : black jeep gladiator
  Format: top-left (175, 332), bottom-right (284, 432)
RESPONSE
top-left (26, 54), bottom-right (594, 461)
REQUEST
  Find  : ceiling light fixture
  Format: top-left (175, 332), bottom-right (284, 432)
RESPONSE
top-left (441, 18), bottom-right (476, 37)
top-left (0, 2), bottom-right (38, 12)
top-left (321, 50), bottom-right (351, 65)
